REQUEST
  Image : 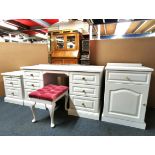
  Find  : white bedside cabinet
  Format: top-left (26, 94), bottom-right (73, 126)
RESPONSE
top-left (102, 63), bottom-right (154, 129)
top-left (1, 71), bottom-right (24, 105)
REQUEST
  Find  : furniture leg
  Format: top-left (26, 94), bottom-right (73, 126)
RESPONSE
top-left (30, 104), bottom-right (37, 123)
top-left (46, 102), bottom-right (56, 128)
top-left (65, 91), bottom-right (69, 111)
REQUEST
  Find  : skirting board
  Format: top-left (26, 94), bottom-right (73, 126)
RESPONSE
top-left (68, 109), bottom-right (99, 120)
top-left (102, 116), bottom-right (146, 129)
top-left (4, 97), bottom-right (23, 106)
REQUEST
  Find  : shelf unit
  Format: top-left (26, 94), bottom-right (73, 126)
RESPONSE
top-left (80, 39), bottom-right (90, 65)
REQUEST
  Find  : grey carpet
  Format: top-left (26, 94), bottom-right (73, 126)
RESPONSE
top-left (0, 96), bottom-right (155, 136)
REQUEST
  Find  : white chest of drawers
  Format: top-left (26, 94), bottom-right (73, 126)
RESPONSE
top-left (68, 72), bottom-right (102, 120)
top-left (102, 63), bottom-right (154, 129)
top-left (1, 71), bottom-right (24, 105)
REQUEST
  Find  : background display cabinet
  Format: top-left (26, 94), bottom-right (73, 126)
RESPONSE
top-left (80, 39), bottom-right (90, 65)
top-left (51, 31), bottom-right (81, 64)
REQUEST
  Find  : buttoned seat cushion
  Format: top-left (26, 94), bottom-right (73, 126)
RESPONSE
top-left (29, 84), bottom-right (68, 101)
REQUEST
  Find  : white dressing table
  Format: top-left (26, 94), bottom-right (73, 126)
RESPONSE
top-left (20, 64), bottom-right (104, 120)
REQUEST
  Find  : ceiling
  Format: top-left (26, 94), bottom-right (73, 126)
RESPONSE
top-left (89, 19), bottom-right (155, 37)
top-left (0, 19), bottom-right (59, 36)
top-left (0, 19), bottom-right (155, 42)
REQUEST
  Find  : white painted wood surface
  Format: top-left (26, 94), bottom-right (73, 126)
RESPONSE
top-left (68, 70), bottom-right (103, 119)
top-left (21, 64), bottom-right (104, 120)
top-left (2, 64), bottom-right (104, 121)
top-left (69, 72), bottom-right (100, 85)
top-left (70, 83), bottom-right (100, 98)
top-left (1, 71), bottom-right (24, 105)
top-left (102, 63), bottom-right (154, 129)
top-left (69, 95), bottom-right (99, 113)
top-left (105, 65), bottom-right (153, 72)
top-left (20, 64), bottom-right (104, 73)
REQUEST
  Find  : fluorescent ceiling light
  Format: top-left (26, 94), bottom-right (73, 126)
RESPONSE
top-left (35, 33), bottom-right (47, 39)
top-left (0, 20), bottom-right (18, 30)
top-left (115, 22), bottom-right (131, 35)
top-left (148, 32), bottom-right (155, 37)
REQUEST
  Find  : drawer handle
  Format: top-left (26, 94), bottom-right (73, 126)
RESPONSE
top-left (10, 82), bottom-right (13, 84)
top-left (143, 103), bottom-right (147, 106)
top-left (82, 77), bottom-right (86, 80)
top-left (82, 90), bottom-right (86, 93)
top-left (11, 92), bottom-right (14, 96)
top-left (82, 103), bottom-right (86, 107)
top-left (30, 74), bottom-right (34, 77)
top-left (31, 84), bottom-right (35, 87)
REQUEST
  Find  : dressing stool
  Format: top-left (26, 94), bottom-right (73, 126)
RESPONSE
top-left (28, 84), bottom-right (69, 128)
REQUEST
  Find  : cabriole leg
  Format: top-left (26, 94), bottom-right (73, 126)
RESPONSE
top-left (30, 104), bottom-right (37, 123)
top-left (46, 102), bottom-right (56, 128)
top-left (65, 91), bottom-right (69, 111)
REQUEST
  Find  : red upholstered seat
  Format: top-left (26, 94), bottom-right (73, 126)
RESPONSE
top-left (29, 84), bottom-right (68, 101)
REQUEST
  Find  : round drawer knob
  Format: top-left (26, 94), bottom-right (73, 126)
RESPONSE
top-left (82, 77), bottom-right (86, 80)
top-left (30, 74), bottom-right (34, 77)
top-left (82, 103), bottom-right (86, 107)
top-left (10, 82), bottom-right (13, 84)
top-left (11, 92), bottom-right (14, 95)
top-left (31, 84), bottom-right (34, 87)
top-left (82, 90), bottom-right (86, 93)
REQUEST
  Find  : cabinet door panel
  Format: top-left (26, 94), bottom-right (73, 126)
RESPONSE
top-left (66, 34), bottom-right (77, 50)
top-left (54, 35), bottom-right (65, 50)
top-left (103, 83), bottom-right (149, 122)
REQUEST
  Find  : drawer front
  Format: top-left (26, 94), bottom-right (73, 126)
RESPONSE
top-left (24, 89), bottom-right (38, 99)
top-left (23, 71), bottom-right (42, 80)
top-left (5, 88), bottom-right (22, 99)
top-left (70, 83), bottom-right (99, 98)
top-left (4, 77), bottom-right (12, 87)
top-left (70, 72), bottom-right (100, 85)
top-left (24, 79), bottom-right (43, 89)
top-left (3, 75), bottom-right (20, 79)
top-left (3, 77), bottom-right (21, 88)
top-left (69, 95), bottom-right (99, 112)
top-left (107, 71), bottom-right (149, 84)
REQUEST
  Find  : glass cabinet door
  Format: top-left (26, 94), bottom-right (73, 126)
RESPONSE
top-left (55, 35), bottom-right (65, 50)
top-left (67, 35), bottom-right (76, 50)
